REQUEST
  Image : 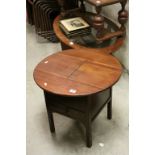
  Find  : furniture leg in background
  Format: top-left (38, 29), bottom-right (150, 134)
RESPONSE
top-left (27, 0), bottom-right (34, 25)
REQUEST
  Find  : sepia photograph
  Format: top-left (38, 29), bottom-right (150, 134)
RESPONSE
top-left (60, 17), bottom-right (90, 32)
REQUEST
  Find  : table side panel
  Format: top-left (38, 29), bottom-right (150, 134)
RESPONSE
top-left (44, 88), bottom-right (111, 122)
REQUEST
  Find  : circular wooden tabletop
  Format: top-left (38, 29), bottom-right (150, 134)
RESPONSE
top-left (53, 15), bottom-right (124, 54)
top-left (33, 49), bottom-right (122, 96)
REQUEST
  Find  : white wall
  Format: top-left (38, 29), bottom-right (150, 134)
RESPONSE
top-left (85, 2), bottom-right (129, 70)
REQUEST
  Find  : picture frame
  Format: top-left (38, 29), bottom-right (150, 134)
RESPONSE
top-left (59, 17), bottom-right (90, 32)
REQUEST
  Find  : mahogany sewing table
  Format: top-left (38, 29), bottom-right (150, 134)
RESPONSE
top-left (33, 49), bottom-right (122, 147)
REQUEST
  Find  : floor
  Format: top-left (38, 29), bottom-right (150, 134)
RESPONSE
top-left (26, 24), bottom-right (129, 155)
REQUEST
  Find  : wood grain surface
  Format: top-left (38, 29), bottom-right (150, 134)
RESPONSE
top-left (33, 49), bottom-right (122, 96)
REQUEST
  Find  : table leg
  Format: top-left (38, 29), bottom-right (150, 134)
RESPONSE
top-left (44, 91), bottom-right (55, 133)
top-left (47, 112), bottom-right (55, 133)
top-left (85, 96), bottom-right (92, 147)
top-left (107, 88), bottom-right (112, 119)
top-left (86, 122), bottom-right (92, 147)
top-left (107, 99), bottom-right (112, 120)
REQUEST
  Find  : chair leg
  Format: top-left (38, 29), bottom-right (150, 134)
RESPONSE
top-left (47, 112), bottom-right (55, 133)
top-left (107, 99), bottom-right (112, 120)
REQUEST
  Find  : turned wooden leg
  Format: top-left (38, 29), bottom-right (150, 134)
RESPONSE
top-left (93, 5), bottom-right (105, 40)
top-left (107, 88), bottom-right (112, 119)
top-left (118, 0), bottom-right (128, 35)
top-left (85, 96), bottom-right (92, 147)
top-left (80, 0), bottom-right (86, 12)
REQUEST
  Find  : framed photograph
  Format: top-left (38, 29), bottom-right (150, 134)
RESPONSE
top-left (60, 17), bottom-right (90, 32)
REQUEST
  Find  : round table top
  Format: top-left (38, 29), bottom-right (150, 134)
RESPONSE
top-left (33, 49), bottom-right (122, 96)
top-left (53, 15), bottom-right (124, 54)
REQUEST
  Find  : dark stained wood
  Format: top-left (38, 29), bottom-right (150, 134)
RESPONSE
top-left (33, 49), bottom-right (122, 147)
top-left (27, 0), bottom-right (34, 25)
top-left (80, 0), bottom-right (86, 12)
top-left (85, 96), bottom-right (92, 147)
top-left (107, 88), bottom-right (112, 119)
top-left (90, 0), bottom-right (127, 40)
top-left (43, 88), bottom-right (111, 147)
top-left (92, 5), bottom-right (105, 40)
top-left (57, 0), bottom-right (79, 17)
top-left (33, 0), bottom-right (60, 42)
top-left (34, 49), bottom-right (122, 96)
top-left (118, 0), bottom-right (128, 33)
